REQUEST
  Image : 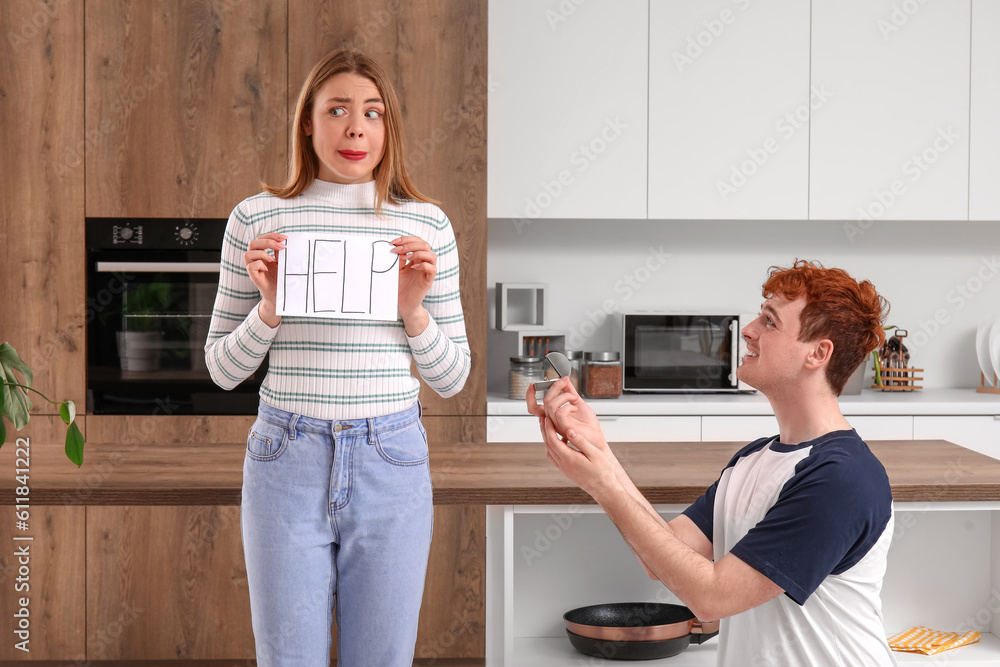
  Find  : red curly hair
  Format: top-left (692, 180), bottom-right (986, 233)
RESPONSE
top-left (763, 260), bottom-right (889, 395)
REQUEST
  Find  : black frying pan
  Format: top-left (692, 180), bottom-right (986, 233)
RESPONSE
top-left (564, 602), bottom-right (719, 660)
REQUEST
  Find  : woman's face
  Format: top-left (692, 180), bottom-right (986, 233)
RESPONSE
top-left (303, 72), bottom-right (386, 184)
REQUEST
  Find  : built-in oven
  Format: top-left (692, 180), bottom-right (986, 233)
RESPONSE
top-left (86, 218), bottom-right (265, 414)
top-left (620, 313), bottom-right (755, 393)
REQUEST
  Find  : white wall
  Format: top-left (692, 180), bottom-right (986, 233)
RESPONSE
top-left (487, 218), bottom-right (1000, 390)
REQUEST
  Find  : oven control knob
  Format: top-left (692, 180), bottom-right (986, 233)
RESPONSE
top-left (119, 226), bottom-right (134, 241)
top-left (175, 224), bottom-right (198, 245)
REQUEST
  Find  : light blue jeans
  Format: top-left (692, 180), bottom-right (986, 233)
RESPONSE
top-left (240, 400), bottom-right (434, 666)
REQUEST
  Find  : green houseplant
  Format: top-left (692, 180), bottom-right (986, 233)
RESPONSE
top-left (0, 342), bottom-right (84, 466)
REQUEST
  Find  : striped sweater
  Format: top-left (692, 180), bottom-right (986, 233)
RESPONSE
top-left (205, 178), bottom-right (471, 420)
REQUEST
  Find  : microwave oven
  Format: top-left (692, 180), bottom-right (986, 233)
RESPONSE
top-left (618, 312), bottom-right (756, 393)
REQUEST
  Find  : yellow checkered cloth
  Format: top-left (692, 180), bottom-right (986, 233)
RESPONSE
top-left (888, 626), bottom-right (981, 655)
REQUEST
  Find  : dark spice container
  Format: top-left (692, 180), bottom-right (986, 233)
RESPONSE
top-left (582, 351), bottom-right (622, 399)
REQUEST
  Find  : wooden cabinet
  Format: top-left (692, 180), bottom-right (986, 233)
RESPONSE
top-left (0, 417), bottom-right (87, 660)
top-left (288, 0), bottom-right (487, 417)
top-left (487, 0), bottom-right (648, 220)
top-left (970, 0), bottom-right (1000, 220)
top-left (648, 0), bottom-right (810, 220)
top-left (809, 0), bottom-right (971, 221)
top-left (84, 0), bottom-right (287, 218)
top-left (87, 505), bottom-right (254, 659)
top-left (0, 0), bottom-right (86, 414)
top-left (0, 504), bottom-right (86, 660)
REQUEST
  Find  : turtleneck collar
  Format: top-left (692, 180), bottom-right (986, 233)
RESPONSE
top-left (302, 178), bottom-right (377, 205)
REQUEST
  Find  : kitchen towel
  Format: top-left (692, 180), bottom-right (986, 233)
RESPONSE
top-left (887, 626), bottom-right (981, 655)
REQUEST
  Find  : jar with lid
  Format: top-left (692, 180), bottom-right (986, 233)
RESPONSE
top-left (509, 356), bottom-right (544, 400)
top-left (581, 351), bottom-right (622, 399)
top-left (564, 350), bottom-right (584, 391)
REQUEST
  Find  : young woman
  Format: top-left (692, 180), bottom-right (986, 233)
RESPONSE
top-left (205, 49), bottom-right (470, 666)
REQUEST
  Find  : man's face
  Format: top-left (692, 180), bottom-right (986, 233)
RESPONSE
top-left (736, 294), bottom-right (814, 392)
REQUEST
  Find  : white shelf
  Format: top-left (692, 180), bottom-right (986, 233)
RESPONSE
top-left (892, 633), bottom-right (1000, 664)
top-left (512, 634), bottom-right (1000, 666)
top-left (487, 388), bottom-right (1000, 417)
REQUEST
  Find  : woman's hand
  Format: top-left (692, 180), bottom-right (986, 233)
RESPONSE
top-left (392, 235), bottom-right (437, 336)
top-left (244, 232), bottom-right (286, 328)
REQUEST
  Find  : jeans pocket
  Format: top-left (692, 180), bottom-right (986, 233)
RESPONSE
top-left (374, 421), bottom-right (428, 467)
top-left (246, 418), bottom-right (289, 462)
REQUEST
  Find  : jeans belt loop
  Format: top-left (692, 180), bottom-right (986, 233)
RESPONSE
top-left (367, 417), bottom-right (376, 445)
top-left (287, 414), bottom-right (299, 440)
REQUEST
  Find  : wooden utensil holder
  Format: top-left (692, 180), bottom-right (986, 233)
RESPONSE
top-left (977, 371), bottom-right (1000, 395)
top-left (871, 365), bottom-right (923, 391)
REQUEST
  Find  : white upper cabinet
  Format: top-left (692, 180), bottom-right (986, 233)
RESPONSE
top-left (648, 0), bottom-right (810, 220)
top-left (970, 0), bottom-right (1000, 220)
top-left (487, 0), bottom-right (648, 220)
top-left (810, 0), bottom-right (971, 221)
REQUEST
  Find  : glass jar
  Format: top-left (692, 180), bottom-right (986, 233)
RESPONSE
top-left (509, 356), bottom-right (544, 400)
top-left (564, 350), bottom-right (583, 391)
top-left (582, 351), bottom-right (622, 399)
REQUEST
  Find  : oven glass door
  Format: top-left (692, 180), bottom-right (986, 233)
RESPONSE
top-left (624, 315), bottom-right (737, 391)
top-left (87, 252), bottom-right (265, 414)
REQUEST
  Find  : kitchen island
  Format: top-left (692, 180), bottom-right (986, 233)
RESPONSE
top-left (3, 438), bottom-right (999, 666)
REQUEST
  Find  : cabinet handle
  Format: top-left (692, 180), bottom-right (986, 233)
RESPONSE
top-left (597, 416), bottom-right (620, 422)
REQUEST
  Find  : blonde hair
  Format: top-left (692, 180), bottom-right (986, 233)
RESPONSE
top-left (264, 49), bottom-right (437, 212)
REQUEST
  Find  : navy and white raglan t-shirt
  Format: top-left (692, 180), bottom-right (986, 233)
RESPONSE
top-left (683, 429), bottom-right (897, 667)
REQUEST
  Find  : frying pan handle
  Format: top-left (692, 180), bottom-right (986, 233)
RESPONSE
top-left (690, 619), bottom-right (720, 644)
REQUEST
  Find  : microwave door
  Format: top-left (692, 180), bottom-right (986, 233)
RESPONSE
top-left (729, 318), bottom-right (739, 388)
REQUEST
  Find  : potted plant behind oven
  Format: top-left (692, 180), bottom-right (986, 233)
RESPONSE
top-left (0, 342), bottom-right (85, 466)
top-left (117, 281), bottom-right (171, 372)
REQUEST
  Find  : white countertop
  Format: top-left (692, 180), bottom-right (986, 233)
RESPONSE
top-left (487, 388), bottom-right (1000, 416)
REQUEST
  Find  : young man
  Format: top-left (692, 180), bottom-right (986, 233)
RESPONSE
top-left (527, 260), bottom-right (896, 666)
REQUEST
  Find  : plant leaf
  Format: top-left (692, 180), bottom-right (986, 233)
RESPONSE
top-left (0, 417), bottom-right (6, 447)
top-left (2, 366), bottom-right (31, 430)
top-left (65, 422), bottom-right (84, 467)
top-left (0, 342), bottom-right (34, 388)
top-left (59, 401), bottom-right (76, 425)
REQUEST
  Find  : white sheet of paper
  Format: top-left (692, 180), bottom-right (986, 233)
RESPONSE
top-left (275, 232), bottom-right (399, 321)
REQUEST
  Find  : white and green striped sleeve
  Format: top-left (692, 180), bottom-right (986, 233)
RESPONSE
top-left (407, 214), bottom-right (471, 398)
top-left (204, 202), bottom-right (277, 390)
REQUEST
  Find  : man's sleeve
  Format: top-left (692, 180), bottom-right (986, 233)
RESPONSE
top-left (682, 480), bottom-right (719, 541)
top-left (728, 447), bottom-right (893, 605)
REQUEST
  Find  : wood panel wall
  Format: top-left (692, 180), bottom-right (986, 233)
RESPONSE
top-left (0, 0), bottom-right (86, 413)
top-left (84, 0), bottom-right (287, 218)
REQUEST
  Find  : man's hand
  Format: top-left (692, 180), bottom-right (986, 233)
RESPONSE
top-left (526, 378), bottom-right (624, 498)
top-left (540, 414), bottom-right (621, 498)
top-left (527, 377), bottom-right (631, 476)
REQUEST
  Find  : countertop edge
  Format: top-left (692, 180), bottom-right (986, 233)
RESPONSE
top-left (7, 484), bottom-right (1000, 506)
top-left (487, 388), bottom-right (1000, 416)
